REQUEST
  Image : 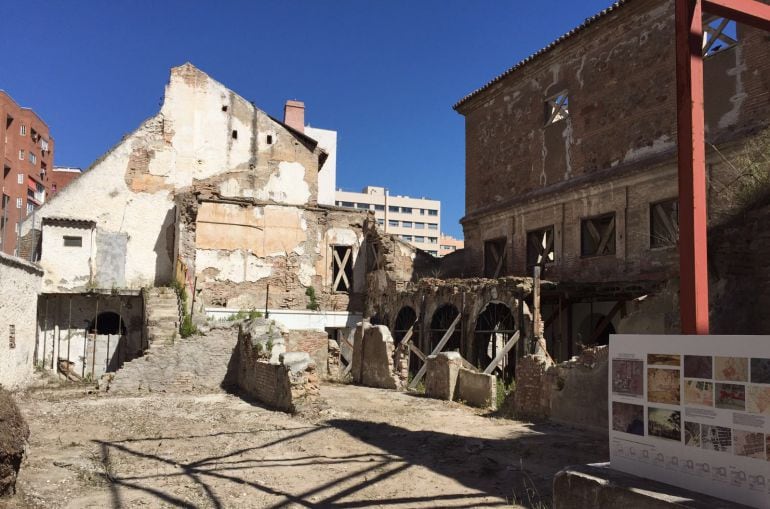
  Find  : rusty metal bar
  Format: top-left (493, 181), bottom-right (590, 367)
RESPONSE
top-left (675, 0), bottom-right (710, 334)
top-left (41, 296), bottom-right (48, 369)
top-left (703, 0), bottom-right (770, 29)
top-left (118, 299), bottom-right (124, 369)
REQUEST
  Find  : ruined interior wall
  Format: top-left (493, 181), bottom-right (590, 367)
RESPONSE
top-left (192, 201), bottom-right (367, 313)
top-left (36, 294), bottom-right (144, 380)
top-left (24, 63), bottom-right (325, 292)
top-left (0, 253), bottom-right (42, 390)
top-left (366, 277), bottom-right (532, 364)
top-left (284, 330), bottom-right (329, 377)
top-left (460, 0), bottom-right (770, 218)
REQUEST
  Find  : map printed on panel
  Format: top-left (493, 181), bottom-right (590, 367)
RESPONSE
top-left (609, 335), bottom-right (770, 509)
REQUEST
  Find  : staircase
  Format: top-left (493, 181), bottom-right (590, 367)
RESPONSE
top-left (144, 287), bottom-right (180, 350)
top-left (105, 323), bottom-right (240, 394)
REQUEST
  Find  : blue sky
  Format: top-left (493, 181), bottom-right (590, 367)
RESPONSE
top-left (1, 0), bottom-right (616, 238)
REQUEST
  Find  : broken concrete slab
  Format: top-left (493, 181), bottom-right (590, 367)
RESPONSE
top-left (424, 352), bottom-right (462, 401)
top-left (553, 463), bottom-right (750, 509)
top-left (456, 368), bottom-right (497, 409)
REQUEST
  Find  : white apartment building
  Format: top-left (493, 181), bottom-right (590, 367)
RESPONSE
top-left (335, 186), bottom-right (441, 255)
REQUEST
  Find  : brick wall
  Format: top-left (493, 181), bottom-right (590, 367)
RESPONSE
top-left (285, 330), bottom-right (329, 376)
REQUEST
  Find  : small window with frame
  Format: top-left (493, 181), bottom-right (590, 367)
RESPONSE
top-left (545, 92), bottom-right (569, 126)
top-left (331, 245), bottom-right (353, 293)
top-left (650, 199), bottom-right (679, 249)
top-left (484, 237), bottom-right (508, 278)
top-left (527, 226), bottom-right (555, 269)
top-left (581, 213), bottom-right (616, 257)
top-left (703, 16), bottom-right (738, 57)
top-left (63, 236), bottom-right (83, 247)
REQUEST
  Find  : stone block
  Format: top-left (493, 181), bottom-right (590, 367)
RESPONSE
top-left (424, 352), bottom-right (462, 401)
top-left (456, 368), bottom-right (497, 408)
top-left (553, 463), bottom-right (748, 509)
top-left (359, 325), bottom-right (401, 390)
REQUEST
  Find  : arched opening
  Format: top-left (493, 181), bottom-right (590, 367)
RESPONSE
top-left (429, 304), bottom-right (461, 353)
top-left (88, 312), bottom-right (126, 335)
top-left (393, 306), bottom-right (419, 375)
top-left (577, 313), bottom-right (616, 348)
top-left (393, 306), bottom-right (417, 346)
top-left (474, 302), bottom-right (517, 382)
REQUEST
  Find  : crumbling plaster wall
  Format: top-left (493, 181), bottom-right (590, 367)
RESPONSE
top-left (0, 253), bottom-right (42, 390)
top-left (181, 195), bottom-right (367, 313)
top-left (458, 0), bottom-right (770, 282)
top-left (23, 63), bottom-right (326, 292)
top-left (39, 222), bottom-right (95, 292)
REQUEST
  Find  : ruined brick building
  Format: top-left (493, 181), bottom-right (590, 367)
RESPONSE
top-left (365, 0), bottom-right (770, 381)
top-left (21, 64), bottom-right (367, 379)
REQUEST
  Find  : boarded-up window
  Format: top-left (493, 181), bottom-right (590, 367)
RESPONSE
top-left (483, 238), bottom-right (507, 278)
top-left (650, 199), bottom-right (679, 248)
top-left (545, 92), bottom-right (569, 125)
top-left (63, 236), bottom-right (83, 247)
top-left (332, 245), bottom-right (353, 293)
top-left (581, 214), bottom-right (616, 257)
top-left (527, 226), bottom-right (555, 269)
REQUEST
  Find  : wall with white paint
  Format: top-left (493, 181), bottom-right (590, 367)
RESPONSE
top-left (0, 252), bottom-right (42, 390)
top-left (305, 127), bottom-right (337, 206)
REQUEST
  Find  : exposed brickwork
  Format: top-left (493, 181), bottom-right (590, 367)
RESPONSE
top-left (457, 0), bottom-right (770, 284)
top-left (285, 330), bottom-right (329, 376)
top-left (513, 355), bottom-right (551, 421)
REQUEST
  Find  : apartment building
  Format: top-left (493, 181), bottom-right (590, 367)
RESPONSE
top-left (335, 186), bottom-right (441, 255)
top-left (438, 233), bottom-right (464, 257)
top-left (50, 166), bottom-right (82, 195)
top-left (0, 91), bottom-right (54, 256)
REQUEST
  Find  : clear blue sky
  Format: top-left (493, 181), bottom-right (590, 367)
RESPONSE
top-left (2, 0), bottom-right (616, 238)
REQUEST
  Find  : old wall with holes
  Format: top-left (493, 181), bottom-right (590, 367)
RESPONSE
top-left (365, 276), bottom-right (533, 372)
top-left (177, 193), bottom-right (368, 313)
top-left (458, 0), bottom-right (770, 282)
top-left (23, 63), bottom-right (327, 292)
top-left (35, 293), bottom-right (143, 381)
top-left (0, 252), bottom-right (42, 389)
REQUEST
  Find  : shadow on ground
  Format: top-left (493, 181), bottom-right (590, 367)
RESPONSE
top-left (92, 416), bottom-right (607, 508)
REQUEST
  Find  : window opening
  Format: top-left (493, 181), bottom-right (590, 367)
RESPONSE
top-left (581, 213), bottom-right (616, 257)
top-left (650, 199), bottom-right (679, 248)
top-left (545, 92), bottom-right (569, 125)
top-left (527, 226), bottom-right (555, 269)
top-left (63, 236), bottom-right (83, 247)
top-left (332, 245), bottom-right (353, 293)
top-left (231, 130), bottom-right (238, 139)
top-left (484, 238), bottom-right (507, 278)
top-left (703, 17), bottom-right (738, 56)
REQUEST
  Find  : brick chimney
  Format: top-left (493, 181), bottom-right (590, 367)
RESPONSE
top-left (283, 100), bottom-right (305, 133)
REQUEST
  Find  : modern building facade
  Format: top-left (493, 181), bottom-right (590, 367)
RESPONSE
top-left (438, 233), bottom-right (464, 257)
top-left (50, 166), bottom-right (82, 196)
top-left (335, 186), bottom-right (441, 255)
top-left (0, 91), bottom-right (54, 256)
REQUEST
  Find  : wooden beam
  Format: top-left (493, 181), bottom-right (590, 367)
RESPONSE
top-left (588, 300), bottom-right (625, 344)
top-left (483, 331), bottom-right (520, 375)
top-left (408, 313), bottom-right (461, 389)
top-left (409, 343), bottom-right (426, 362)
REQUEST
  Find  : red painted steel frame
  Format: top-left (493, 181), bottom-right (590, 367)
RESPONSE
top-left (675, 0), bottom-right (770, 334)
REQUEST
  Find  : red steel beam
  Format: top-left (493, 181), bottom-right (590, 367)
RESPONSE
top-left (675, 0), bottom-right (710, 334)
top-left (703, 0), bottom-right (770, 30)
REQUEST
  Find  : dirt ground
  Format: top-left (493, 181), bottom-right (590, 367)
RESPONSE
top-left (1, 381), bottom-right (608, 508)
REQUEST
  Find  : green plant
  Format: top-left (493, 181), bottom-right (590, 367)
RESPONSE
top-left (496, 378), bottom-right (515, 409)
top-left (180, 314), bottom-right (197, 338)
top-left (305, 286), bottom-right (320, 311)
top-left (227, 308), bottom-right (262, 321)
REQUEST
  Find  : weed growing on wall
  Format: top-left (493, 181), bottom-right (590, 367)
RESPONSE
top-left (305, 286), bottom-right (320, 311)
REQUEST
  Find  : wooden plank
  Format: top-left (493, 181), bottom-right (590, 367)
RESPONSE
top-left (588, 300), bottom-right (625, 344)
top-left (483, 331), bottom-right (520, 375)
top-left (409, 343), bottom-right (426, 362)
top-left (408, 313), bottom-right (461, 390)
top-left (596, 216), bottom-right (616, 255)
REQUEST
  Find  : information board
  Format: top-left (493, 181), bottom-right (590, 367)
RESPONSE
top-left (609, 335), bottom-right (770, 508)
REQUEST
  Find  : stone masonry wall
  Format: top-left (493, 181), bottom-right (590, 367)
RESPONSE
top-left (0, 253), bottom-right (42, 390)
